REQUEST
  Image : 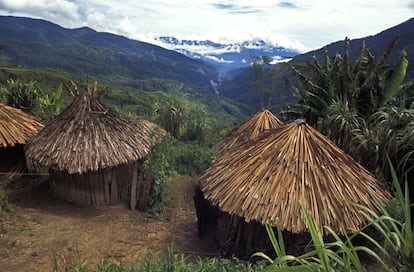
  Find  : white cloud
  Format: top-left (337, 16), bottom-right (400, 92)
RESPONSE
top-left (204, 55), bottom-right (234, 63)
top-left (0, 0), bottom-right (413, 52)
top-left (0, 0), bottom-right (80, 26)
top-left (118, 17), bottom-right (136, 36)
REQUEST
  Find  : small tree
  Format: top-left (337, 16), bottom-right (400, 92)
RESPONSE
top-left (181, 101), bottom-right (210, 143)
top-left (248, 55), bottom-right (280, 109)
top-left (37, 84), bottom-right (65, 122)
top-left (157, 92), bottom-right (189, 137)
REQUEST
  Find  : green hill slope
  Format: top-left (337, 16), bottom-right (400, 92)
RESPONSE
top-left (0, 16), bottom-right (218, 89)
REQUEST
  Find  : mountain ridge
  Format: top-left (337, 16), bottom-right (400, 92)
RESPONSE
top-left (0, 15), bottom-right (218, 89)
top-left (293, 17), bottom-right (414, 79)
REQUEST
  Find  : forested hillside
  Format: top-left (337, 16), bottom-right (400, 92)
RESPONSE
top-left (0, 16), bottom-right (219, 89)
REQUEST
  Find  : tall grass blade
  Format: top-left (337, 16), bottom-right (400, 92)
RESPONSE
top-left (300, 202), bottom-right (331, 271)
top-left (388, 157), bottom-right (413, 268)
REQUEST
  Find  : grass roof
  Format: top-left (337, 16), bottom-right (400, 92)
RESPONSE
top-left (215, 109), bottom-right (283, 152)
top-left (25, 93), bottom-right (159, 174)
top-left (200, 120), bottom-right (390, 234)
top-left (0, 103), bottom-right (43, 148)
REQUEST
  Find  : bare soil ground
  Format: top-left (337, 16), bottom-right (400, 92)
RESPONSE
top-left (0, 176), bottom-right (219, 271)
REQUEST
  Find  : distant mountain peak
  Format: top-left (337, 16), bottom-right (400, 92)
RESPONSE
top-left (154, 36), bottom-right (299, 79)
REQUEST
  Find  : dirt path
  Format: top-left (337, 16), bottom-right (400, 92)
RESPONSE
top-left (0, 177), bottom-right (219, 271)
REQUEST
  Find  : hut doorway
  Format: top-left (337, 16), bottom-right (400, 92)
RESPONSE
top-left (0, 145), bottom-right (26, 182)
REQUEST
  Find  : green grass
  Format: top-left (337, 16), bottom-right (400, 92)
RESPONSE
top-left (52, 245), bottom-right (267, 272)
top-left (357, 160), bottom-right (414, 271)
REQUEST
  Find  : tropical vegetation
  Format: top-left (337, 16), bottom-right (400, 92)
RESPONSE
top-left (284, 37), bottom-right (414, 196)
top-left (0, 78), bottom-right (65, 122)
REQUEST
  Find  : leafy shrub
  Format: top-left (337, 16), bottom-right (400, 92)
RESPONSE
top-left (141, 136), bottom-right (174, 215)
top-left (169, 141), bottom-right (217, 177)
top-left (0, 78), bottom-right (40, 112)
top-left (253, 211), bottom-right (386, 272)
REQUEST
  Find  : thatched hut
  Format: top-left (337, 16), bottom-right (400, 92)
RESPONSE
top-left (0, 103), bottom-right (43, 180)
top-left (25, 92), bottom-right (163, 207)
top-left (199, 120), bottom-right (390, 256)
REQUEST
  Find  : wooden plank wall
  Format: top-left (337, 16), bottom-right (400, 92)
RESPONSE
top-left (50, 163), bottom-right (135, 206)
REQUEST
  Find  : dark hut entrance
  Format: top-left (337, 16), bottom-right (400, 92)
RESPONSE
top-left (211, 213), bottom-right (311, 258)
top-left (0, 145), bottom-right (25, 181)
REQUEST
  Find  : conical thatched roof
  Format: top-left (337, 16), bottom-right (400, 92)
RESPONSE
top-left (25, 93), bottom-right (157, 174)
top-left (200, 120), bottom-right (390, 234)
top-left (215, 109), bottom-right (283, 152)
top-left (0, 103), bottom-right (44, 148)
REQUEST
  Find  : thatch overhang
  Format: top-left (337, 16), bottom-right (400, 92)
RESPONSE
top-left (0, 103), bottom-right (44, 148)
top-left (25, 93), bottom-right (156, 174)
top-left (215, 109), bottom-right (283, 152)
top-left (199, 120), bottom-right (391, 234)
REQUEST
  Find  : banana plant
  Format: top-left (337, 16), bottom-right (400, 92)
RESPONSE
top-left (37, 83), bottom-right (65, 118)
top-left (384, 49), bottom-right (409, 100)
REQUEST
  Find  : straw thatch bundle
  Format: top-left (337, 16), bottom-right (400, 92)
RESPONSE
top-left (215, 109), bottom-right (283, 152)
top-left (0, 103), bottom-right (43, 147)
top-left (200, 120), bottom-right (390, 234)
top-left (25, 93), bottom-right (156, 174)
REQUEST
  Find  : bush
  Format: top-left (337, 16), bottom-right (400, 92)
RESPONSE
top-left (170, 141), bottom-right (217, 177)
top-left (140, 136), bottom-right (174, 215)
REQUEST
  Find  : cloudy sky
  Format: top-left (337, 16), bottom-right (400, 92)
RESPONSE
top-left (0, 0), bottom-right (413, 52)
